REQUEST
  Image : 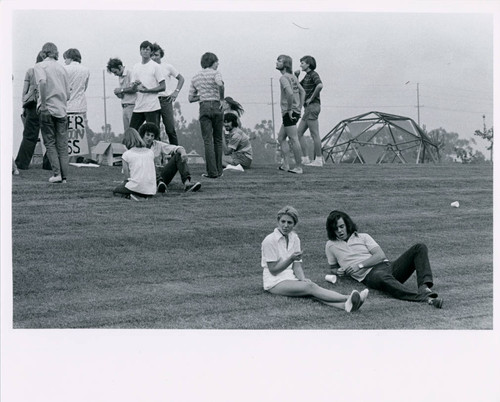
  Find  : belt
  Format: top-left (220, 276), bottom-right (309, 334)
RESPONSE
top-left (200, 100), bottom-right (220, 104)
top-left (122, 103), bottom-right (135, 108)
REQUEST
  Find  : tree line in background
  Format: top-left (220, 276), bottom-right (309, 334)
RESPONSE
top-left (86, 102), bottom-right (493, 164)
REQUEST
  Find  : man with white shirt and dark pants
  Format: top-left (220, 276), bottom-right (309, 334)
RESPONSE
top-left (151, 43), bottom-right (184, 145)
top-left (129, 40), bottom-right (165, 131)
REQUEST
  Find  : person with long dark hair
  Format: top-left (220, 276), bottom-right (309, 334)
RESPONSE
top-left (325, 210), bottom-right (444, 308)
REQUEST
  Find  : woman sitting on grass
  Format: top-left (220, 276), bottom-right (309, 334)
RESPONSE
top-left (261, 206), bottom-right (368, 312)
top-left (113, 128), bottom-right (156, 201)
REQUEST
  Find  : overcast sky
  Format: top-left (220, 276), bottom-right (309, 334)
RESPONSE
top-left (4, 2), bottom-right (496, 156)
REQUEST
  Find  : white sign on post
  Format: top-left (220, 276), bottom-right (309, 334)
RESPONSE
top-left (67, 114), bottom-right (89, 156)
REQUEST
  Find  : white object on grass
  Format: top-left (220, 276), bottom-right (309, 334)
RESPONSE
top-left (69, 163), bottom-right (100, 168)
top-left (325, 274), bottom-right (337, 284)
top-left (450, 201), bottom-right (460, 208)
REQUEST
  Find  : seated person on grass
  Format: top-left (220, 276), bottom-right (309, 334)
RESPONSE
top-left (113, 128), bottom-right (156, 201)
top-left (261, 205), bottom-right (368, 313)
top-left (222, 113), bottom-right (252, 171)
top-left (324, 210), bottom-right (444, 308)
top-left (138, 123), bottom-right (201, 193)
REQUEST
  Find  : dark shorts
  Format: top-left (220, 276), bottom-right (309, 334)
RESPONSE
top-left (302, 102), bottom-right (321, 120)
top-left (282, 112), bottom-right (301, 127)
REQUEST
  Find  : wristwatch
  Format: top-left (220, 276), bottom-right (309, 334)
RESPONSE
top-left (358, 263), bottom-right (364, 269)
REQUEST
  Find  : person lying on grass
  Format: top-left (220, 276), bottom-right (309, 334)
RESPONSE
top-left (139, 123), bottom-right (201, 193)
top-left (261, 205), bottom-right (368, 312)
top-left (324, 210), bottom-right (443, 308)
top-left (113, 127), bottom-right (156, 201)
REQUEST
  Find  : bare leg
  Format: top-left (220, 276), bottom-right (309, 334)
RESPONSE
top-left (277, 125), bottom-right (290, 170)
top-left (269, 280), bottom-right (347, 309)
top-left (284, 125), bottom-right (303, 168)
top-left (297, 119), bottom-right (309, 158)
top-left (308, 119), bottom-right (322, 159)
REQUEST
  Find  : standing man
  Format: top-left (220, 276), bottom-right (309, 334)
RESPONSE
top-left (151, 43), bottom-right (184, 145)
top-left (63, 48), bottom-right (90, 118)
top-left (295, 55), bottom-right (324, 167)
top-left (188, 52), bottom-right (224, 179)
top-left (15, 51), bottom-right (44, 170)
top-left (34, 42), bottom-right (70, 183)
top-left (107, 58), bottom-right (136, 131)
top-left (129, 40), bottom-right (165, 131)
top-left (276, 55), bottom-right (305, 174)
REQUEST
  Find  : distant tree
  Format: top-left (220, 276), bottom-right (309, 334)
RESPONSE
top-left (428, 128), bottom-right (471, 162)
top-left (474, 120), bottom-right (493, 162)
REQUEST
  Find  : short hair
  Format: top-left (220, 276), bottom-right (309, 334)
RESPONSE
top-left (106, 58), bottom-right (123, 72)
top-left (140, 41), bottom-right (153, 51)
top-left (300, 55), bottom-right (316, 71)
top-left (223, 113), bottom-right (238, 128)
top-left (326, 210), bottom-right (358, 241)
top-left (138, 123), bottom-right (160, 140)
top-left (277, 205), bottom-right (299, 225)
top-left (224, 97), bottom-right (244, 116)
top-left (152, 43), bottom-right (164, 58)
top-left (201, 52), bottom-right (218, 69)
top-left (63, 48), bottom-right (82, 63)
top-left (40, 42), bottom-right (58, 61)
top-left (122, 128), bottom-right (146, 149)
top-left (36, 51), bottom-right (44, 63)
top-left (278, 54), bottom-right (293, 74)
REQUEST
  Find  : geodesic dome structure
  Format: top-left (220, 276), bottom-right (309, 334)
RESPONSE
top-left (321, 111), bottom-right (439, 164)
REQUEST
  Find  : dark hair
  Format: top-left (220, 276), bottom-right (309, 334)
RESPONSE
top-left (106, 58), bottom-right (123, 72)
top-left (326, 210), bottom-right (358, 241)
top-left (40, 42), bottom-right (58, 60)
top-left (224, 97), bottom-right (244, 116)
top-left (278, 54), bottom-right (293, 74)
top-left (138, 122), bottom-right (160, 140)
top-left (140, 41), bottom-right (153, 51)
top-left (63, 48), bottom-right (82, 63)
top-left (201, 52), bottom-right (218, 68)
top-left (152, 43), bottom-right (164, 58)
top-left (300, 55), bottom-right (316, 71)
top-left (223, 113), bottom-right (238, 128)
top-left (36, 51), bottom-right (44, 63)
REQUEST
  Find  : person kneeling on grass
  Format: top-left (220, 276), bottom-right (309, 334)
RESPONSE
top-left (222, 113), bottom-right (253, 172)
top-left (138, 123), bottom-right (201, 193)
top-left (261, 205), bottom-right (368, 312)
top-left (324, 210), bottom-right (443, 308)
top-left (113, 128), bottom-right (156, 201)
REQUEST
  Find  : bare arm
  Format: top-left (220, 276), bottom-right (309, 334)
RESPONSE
top-left (292, 261), bottom-right (307, 281)
top-left (168, 73), bottom-right (185, 102)
top-left (266, 251), bottom-right (302, 276)
top-left (298, 83), bottom-right (306, 109)
top-left (344, 246), bottom-right (388, 276)
top-left (122, 160), bottom-right (130, 180)
top-left (137, 80), bottom-right (166, 94)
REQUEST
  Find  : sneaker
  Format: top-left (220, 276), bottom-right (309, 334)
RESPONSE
top-left (48, 174), bottom-right (63, 183)
top-left (345, 290), bottom-right (362, 312)
top-left (62, 179), bottom-right (67, 184)
top-left (360, 288), bottom-right (369, 303)
top-left (201, 173), bottom-right (218, 179)
top-left (157, 181), bottom-right (167, 193)
top-left (278, 165), bottom-right (289, 171)
top-left (306, 158), bottom-right (324, 167)
top-left (185, 182), bottom-right (202, 192)
top-left (302, 156), bottom-right (311, 164)
top-left (223, 164), bottom-right (244, 172)
top-left (13, 168), bottom-right (20, 175)
top-left (288, 167), bottom-right (303, 174)
top-left (428, 297), bottom-right (443, 309)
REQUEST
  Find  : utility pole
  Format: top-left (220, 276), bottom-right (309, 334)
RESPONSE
top-left (102, 70), bottom-right (108, 132)
top-left (416, 82), bottom-right (421, 126)
top-left (270, 77), bottom-right (276, 140)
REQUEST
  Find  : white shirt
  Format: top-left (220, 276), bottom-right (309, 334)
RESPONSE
top-left (65, 61), bottom-right (90, 113)
top-left (131, 60), bottom-right (165, 112)
top-left (325, 232), bottom-right (380, 282)
top-left (157, 63), bottom-right (179, 97)
top-left (261, 228), bottom-right (301, 290)
top-left (121, 147), bottom-right (156, 195)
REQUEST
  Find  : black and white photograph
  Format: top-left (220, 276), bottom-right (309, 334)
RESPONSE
top-left (1, 1), bottom-right (499, 401)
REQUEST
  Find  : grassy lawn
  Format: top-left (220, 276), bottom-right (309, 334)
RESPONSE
top-left (11, 162), bottom-right (493, 329)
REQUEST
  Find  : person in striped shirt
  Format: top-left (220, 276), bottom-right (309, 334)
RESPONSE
top-left (188, 52), bottom-right (225, 178)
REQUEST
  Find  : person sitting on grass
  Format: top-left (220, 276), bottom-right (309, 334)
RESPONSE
top-left (324, 210), bottom-right (444, 308)
top-left (222, 113), bottom-right (252, 172)
top-left (138, 123), bottom-right (201, 193)
top-left (261, 205), bottom-right (368, 312)
top-left (113, 128), bottom-right (156, 201)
